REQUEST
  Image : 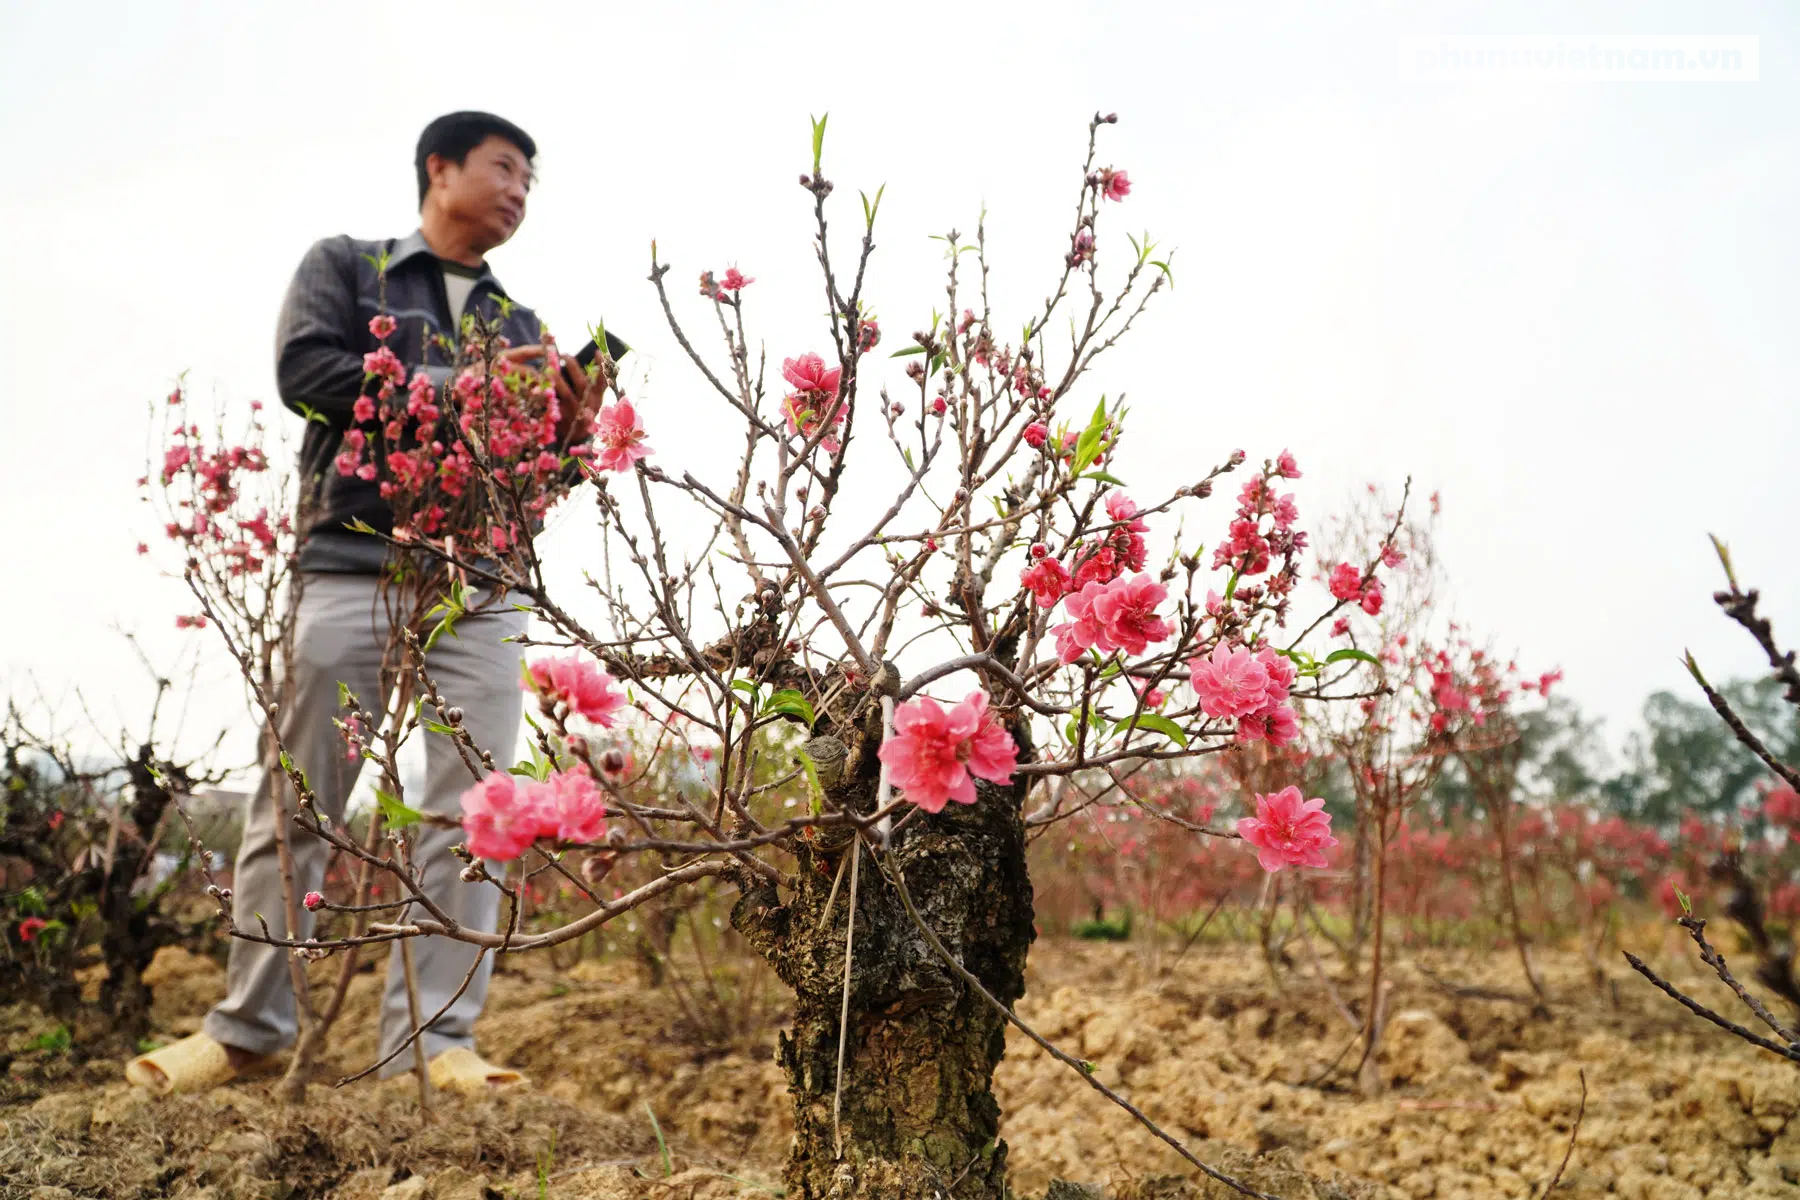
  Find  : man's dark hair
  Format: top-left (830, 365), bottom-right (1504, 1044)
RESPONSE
top-left (414, 111), bottom-right (538, 207)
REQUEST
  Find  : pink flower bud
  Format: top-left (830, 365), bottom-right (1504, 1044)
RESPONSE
top-left (303, 891), bottom-right (324, 911)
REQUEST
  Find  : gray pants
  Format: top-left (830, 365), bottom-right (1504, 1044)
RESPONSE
top-left (204, 571), bottom-right (525, 1071)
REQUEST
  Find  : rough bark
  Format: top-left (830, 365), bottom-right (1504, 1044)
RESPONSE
top-left (732, 712), bottom-right (1035, 1200)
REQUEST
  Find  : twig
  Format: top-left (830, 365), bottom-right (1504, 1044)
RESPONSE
top-left (1622, 952), bottom-right (1800, 1065)
top-left (1533, 1069), bottom-right (1586, 1198)
top-left (831, 841), bottom-right (862, 1160)
top-left (1678, 915), bottom-right (1800, 1045)
top-left (1683, 653), bottom-right (1800, 793)
top-left (399, 936), bottom-right (433, 1115)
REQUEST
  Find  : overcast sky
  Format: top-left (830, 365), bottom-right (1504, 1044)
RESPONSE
top-left (2, 0), bottom-right (1796, 772)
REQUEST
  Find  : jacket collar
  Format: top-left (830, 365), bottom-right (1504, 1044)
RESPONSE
top-left (388, 229), bottom-right (509, 297)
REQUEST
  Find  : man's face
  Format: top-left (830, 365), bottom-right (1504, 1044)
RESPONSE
top-left (429, 135), bottom-right (533, 252)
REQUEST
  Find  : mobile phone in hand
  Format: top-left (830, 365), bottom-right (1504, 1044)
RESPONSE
top-left (575, 328), bottom-right (632, 369)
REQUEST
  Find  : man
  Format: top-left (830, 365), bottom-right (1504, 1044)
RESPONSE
top-left (128, 111), bottom-right (603, 1095)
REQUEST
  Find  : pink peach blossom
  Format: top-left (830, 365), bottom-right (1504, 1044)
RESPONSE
top-left (1087, 573), bottom-right (1170, 656)
top-left (1359, 576), bottom-right (1385, 615)
top-left (878, 690), bottom-right (1018, 814)
top-left (1051, 580), bottom-right (1111, 664)
top-left (526, 655), bottom-right (627, 727)
top-left (1235, 704), bottom-right (1299, 747)
top-left (540, 768), bottom-right (608, 843)
top-left (1237, 786), bottom-right (1338, 872)
top-left (1020, 557), bottom-right (1072, 608)
top-left (460, 771), bottom-right (540, 862)
top-left (1188, 644), bottom-right (1273, 720)
top-left (592, 400), bottom-right (652, 472)
top-left (1104, 491), bottom-right (1149, 531)
top-left (781, 352), bottom-right (841, 398)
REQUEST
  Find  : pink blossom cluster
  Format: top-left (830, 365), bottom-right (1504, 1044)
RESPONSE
top-left (1017, 491), bottom-right (1149, 611)
top-left (699, 266), bottom-right (754, 301)
top-left (148, 387), bottom-right (289, 595)
top-left (1210, 453), bottom-right (1305, 618)
top-left (1236, 785), bottom-right (1338, 872)
top-left (525, 654), bottom-right (628, 726)
top-left (1188, 642), bottom-right (1299, 746)
top-left (333, 315), bottom-right (648, 552)
top-left (1422, 643), bottom-right (1513, 733)
top-left (459, 766), bottom-right (610, 861)
top-left (1080, 491), bottom-right (1150, 587)
top-left (878, 690), bottom-right (1019, 813)
top-left (1519, 668), bottom-right (1564, 698)
top-left (1052, 573), bottom-right (1171, 664)
top-left (780, 352), bottom-right (846, 452)
top-left (1326, 562), bottom-right (1384, 616)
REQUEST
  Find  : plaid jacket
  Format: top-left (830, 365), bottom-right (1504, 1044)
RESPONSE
top-left (275, 229), bottom-right (544, 574)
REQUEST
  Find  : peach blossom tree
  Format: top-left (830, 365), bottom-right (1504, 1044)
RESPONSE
top-left (169, 116), bottom-right (1388, 1200)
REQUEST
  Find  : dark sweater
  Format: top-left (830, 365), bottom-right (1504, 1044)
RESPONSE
top-left (274, 229), bottom-right (622, 574)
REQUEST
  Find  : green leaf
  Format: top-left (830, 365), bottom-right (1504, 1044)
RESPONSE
top-left (1071, 397), bottom-right (1111, 474)
top-left (860, 184), bottom-right (886, 229)
top-left (422, 586), bottom-right (467, 653)
top-left (889, 345), bottom-right (928, 358)
top-left (296, 402), bottom-right (330, 426)
top-left (1063, 707), bottom-right (1100, 745)
top-left (729, 679), bottom-right (763, 713)
top-left (1149, 260), bottom-right (1175, 287)
top-left (421, 717), bottom-right (458, 737)
top-left (338, 681), bottom-right (352, 709)
top-left (344, 516), bottom-right (380, 535)
top-left (794, 748), bottom-right (826, 817)
top-left (1222, 568), bottom-right (1241, 604)
top-left (1114, 712), bottom-right (1189, 749)
top-left (762, 689), bottom-right (816, 729)
top-left (1675, 886), bottom-right (1692, 917)
top-left (1324, 648), bottom-right (1381, 667)
top-left (278, 750), bottom-right (294, 773)
top-left (809, 112), bottom-right (828, 176)
top-left (1082, 471), bottom-right (1128, 486)
top-left (1273, 647), bottom-right (1322, 677)
top-left (1682, 652), bottom-right (1709, 689)
top-left (928, 352), bottom-right (946, 377)
top-left (508, 740), bottom-right (553, 783)
top-left (374, 787), bottom-right (422, 830)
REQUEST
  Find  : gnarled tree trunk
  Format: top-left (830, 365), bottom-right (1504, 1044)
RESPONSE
top-left (733, 765), bottom-right (1034, 1200)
